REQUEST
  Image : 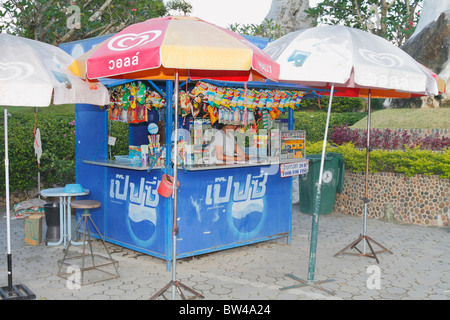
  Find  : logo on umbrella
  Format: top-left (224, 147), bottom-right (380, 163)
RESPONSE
top-left (0, 62), bottom-right (34, 80)
top-left (107, 30), bottom-right (162, 51)
top-left (359, 49), bottom-right (404, 68)
top-left (287, 50), bottom-right (311, 67)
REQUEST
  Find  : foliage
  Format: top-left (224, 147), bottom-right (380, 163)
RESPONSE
top-left (0, 112), bottom-right (77, 195)
top-left (298, 95), bottom-right (365, 113)
top-left (306, 141), bottom-right (450, 178)
top-left (0, 0), bottom-right (167, 45)
top-left (305, 0), bottom-right (423, 45)
top-left (228, 18), bottom-right (284, 40)
top-left (294, 111), bottom-right (367, 142)
top-left (330, 124), bottom-right (450, 150)
top-left (109, 120), bottom-right (129, 156)
top-left (166, 0), bottom-right (192, 15)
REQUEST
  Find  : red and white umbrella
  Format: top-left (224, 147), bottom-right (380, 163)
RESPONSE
top-left (70, 16), bottom-right (279, 82)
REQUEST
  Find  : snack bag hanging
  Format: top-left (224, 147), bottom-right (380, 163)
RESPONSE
top-left (265, 90), bottom-right (274, 110)
top-left (272, 90), bottom-right (282, 109)
top-left (145, 90), bottom-right (153, 110)
top-left (268, 106), bottom-right (281, 120)
top-left (208, 105), bottom-right (218, 124)
top-left (213, 87), bottom-right (226, 108)
top-left (278, 91), bottom-right (289, 112)
top-left (205, 83), bottom-right (217, 106)
top-left (191, 81), bottom-right (209, 96)
top-left (109, 89), bottom-right (119, 121)
top-left (136, 82), bottom-right (147, 105)
top-left (288, 91), bottom-right (298, 109)
top-left (294, 91), bottom-right (306, 108)
top-left (179, 91), bottom-right (191, 116)
top-left (230, 88), bottom-right (240, 109)
top-left (122, 85), bottom-right (131, 110)
top-left (236, 88), bottom-right (246, 110)
top-left (129, 83), bottom-right (137, 110)
top-left (221, 88), bottom-right (234, 108)
top-left (257, 90), bottom-right (269, 109)
top-left (254, 90), bottom-right (262, 109)
top-left (137, 103), bottom-right (147, 122)
top-left (246, 90), bottom-right (257, 109)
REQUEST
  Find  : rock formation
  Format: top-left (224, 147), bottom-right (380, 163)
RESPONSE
top-left (264, 0), bottom-right (312, 34)
top-left (392, 0), bottom-right (449, 108)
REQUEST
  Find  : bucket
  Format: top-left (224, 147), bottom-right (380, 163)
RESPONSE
top-left (158, 174), bottom-right (180, 198)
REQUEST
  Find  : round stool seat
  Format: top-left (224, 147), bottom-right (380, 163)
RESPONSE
top-left (71, 200), bottom-right (101, 210)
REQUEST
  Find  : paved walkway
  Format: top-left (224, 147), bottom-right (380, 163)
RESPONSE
top-left (0, 204), bottom-right (449, 301)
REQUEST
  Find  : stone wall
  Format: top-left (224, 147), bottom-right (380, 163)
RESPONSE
top-left (334, 170), bottom-right (450, 227)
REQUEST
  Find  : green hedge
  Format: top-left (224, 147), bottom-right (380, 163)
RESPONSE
top-left (294, 111), bottom-right (367, 143)
top-left (307, 141), bottom-right (450, 179)
top-left (298, 96), bottom-right (365, 112)
top-left (0, 112), bottom-right (133, 196)
top-left (0, 112), bottom-right (77, 195)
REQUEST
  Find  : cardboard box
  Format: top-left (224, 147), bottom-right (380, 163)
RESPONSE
top-left (24, 214), bottom-right (44, 246)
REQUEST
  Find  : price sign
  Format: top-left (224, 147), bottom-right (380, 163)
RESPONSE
top-left (280, 160), bottom-right (309, 178)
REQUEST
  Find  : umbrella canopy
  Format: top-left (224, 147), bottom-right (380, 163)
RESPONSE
top-left (264, 25), bottom-right (440, 98)
top-left (69, 16), bottom-right (279, 82)
top-left (0, 33), bottom-right (109, 107)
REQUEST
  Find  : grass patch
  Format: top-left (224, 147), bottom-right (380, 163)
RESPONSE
top-left (6, 104), bottom-right (75, 114)
top-left (351, 108), bottom-right (450, 129)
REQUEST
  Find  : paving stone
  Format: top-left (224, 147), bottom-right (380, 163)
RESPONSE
top-left (1, 206), bottom-right (448, 301)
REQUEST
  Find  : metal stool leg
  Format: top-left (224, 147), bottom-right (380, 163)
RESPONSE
top-left (57, 207), bottom-right (119, 285)
top-left (58, 215), bottom-right (84, 275)
top-left (87, 215), bottom-right (119, 277)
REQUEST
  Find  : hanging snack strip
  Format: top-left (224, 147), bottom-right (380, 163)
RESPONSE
top-left (108, 81), bottom-right (307, 126)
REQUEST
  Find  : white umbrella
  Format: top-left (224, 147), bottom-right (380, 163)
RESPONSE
top-left (264, 25), bottom-right (441, 292)
top-left (0, 33), bottom-right (109, 300)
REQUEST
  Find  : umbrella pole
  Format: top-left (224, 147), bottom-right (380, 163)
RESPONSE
top-left (281, 85), bottom-right (336, 296)
top-left (150, 72), bottom-right (203, 300)
top-left (334, 90), bottom-right (392, 263)
top-left (0, 107), bottom-right (35, 300)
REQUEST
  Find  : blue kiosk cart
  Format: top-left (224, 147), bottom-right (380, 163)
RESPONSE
top-left (60, 36), bottom-right (310, 270)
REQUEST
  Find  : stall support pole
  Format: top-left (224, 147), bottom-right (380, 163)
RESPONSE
top-left (150, 72), bottom-right (204, 300)
top-left (280, 85), bottom-right (335, 296)
top-left (334, 90), bottom-right (392, 263)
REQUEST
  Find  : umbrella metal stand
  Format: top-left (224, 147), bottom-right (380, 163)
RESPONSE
top-left (1, 107), bottom-right (36, 300)
top-left (334, 90), bottom-right (392, 263)
top-left (150, 72), bottom-right (204, 300)
top-left (281, 86), bottom-right (336, 295)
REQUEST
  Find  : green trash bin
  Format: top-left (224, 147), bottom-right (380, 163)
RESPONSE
top-left (299, 153), bottom-right (343, 215)
top-left (327, 152), bottom-right (345, 193)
